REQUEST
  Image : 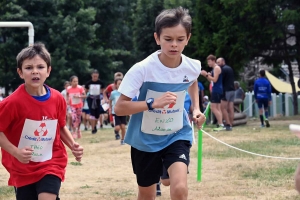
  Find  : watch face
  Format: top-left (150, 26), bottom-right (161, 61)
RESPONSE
top-left (147, 98), bottom-right (152, 103)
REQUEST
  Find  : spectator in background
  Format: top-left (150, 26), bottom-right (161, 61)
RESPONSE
top-left (203, 95), bottom-right (209, 111)
top-left (103, 72), bottom-right (124, 127)
top-left (234, 81), bottom-right (245, 112)
top-left (198, 81), bottom-right (204, 112)
top-left (254, 69), bottom-right (272, 128)
top-left (61, 81), bottom-right (71, 130)
top-left (201, 54), bottom-right (224, 131)
top-left (234, 81), bottom-right (245, 100)
top-left (217, 57), bottom-right (235, 131)
top-left (0, 93), bottom-right (3, 101)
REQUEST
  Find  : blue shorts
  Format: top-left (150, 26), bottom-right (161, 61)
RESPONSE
top-left (82, 108), bottom-right (90, 114)
top-left (257, 98), bottom-right (269, 109)
top-left (211, 92), bottom-right (222, 103)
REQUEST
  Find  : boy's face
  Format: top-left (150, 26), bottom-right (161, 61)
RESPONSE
top-left (91, 73), bottom-right (99, 81)
top-left (17, 55), bottom-right (51, 90)
top-left (154, 24), bottom-right (190, 59)
top-left (115, 80), bottom-right (122, 89)
top-left (71, 77), bottom-right (78, 87)
top-left (207, 60), bottom-right (214, 68)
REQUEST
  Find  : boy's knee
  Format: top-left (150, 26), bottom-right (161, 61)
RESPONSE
top-left (170, 182), bottom-right (188, 199)
top-left (160, 179), bottom-right (170, 186)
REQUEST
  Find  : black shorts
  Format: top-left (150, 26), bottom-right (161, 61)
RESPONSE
top-left (15, 174), bottom-right (61, 200)
top-left (131, 140), bottom-right (191, 187)
top-left (113, 114), bottom-right (127, 126)
top-left (87, 97), bottom-right (101, 119)
top-left (211, 92), bottom-right (222, 103)
top-left (257, 98), bottom-right (269, 109)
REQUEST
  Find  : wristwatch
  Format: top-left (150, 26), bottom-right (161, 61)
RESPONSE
top-left (146, 98), bottom-right (154, 110)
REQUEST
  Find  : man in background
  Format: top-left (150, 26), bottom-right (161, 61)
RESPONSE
top-left (217, 57), bottom-right (235, 131)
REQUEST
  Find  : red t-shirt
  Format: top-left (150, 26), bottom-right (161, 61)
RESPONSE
top-left (105, 83), bottom-right (115, 98)
top-left (0, 84), bottom-right (67, 187)
top-left (67, 85), bottom-right (84, 108)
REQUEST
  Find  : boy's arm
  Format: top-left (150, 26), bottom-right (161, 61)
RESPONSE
top-left (188, 81), bottom-right (206, 129)
top-left (188, 81), bottom-right (200, 112)
top-left (103, 86), bottom-right (109, 102)
top-left (254, 82), bottom-right (257, 100)
top-left (0, 132), bottom-right (33, 163)
top-left (60, 126), bottom-right (83, 162)
top-left (207, 67), bottom-right (221, 83)
top-left (109, 99), bottom-right (113, 114)
top-left (268, 82), bottom-right (272, 101)
top-left (115, 92), bottom-right (177, 116)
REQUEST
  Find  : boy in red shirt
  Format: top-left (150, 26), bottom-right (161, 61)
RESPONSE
top-left (0, 43), bottom-right (83, 200)
top-left (103, 72), bottom-right (123, 126)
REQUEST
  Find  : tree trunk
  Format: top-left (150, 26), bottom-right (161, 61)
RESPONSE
top-left (286, 59), bottom-right (298, 115)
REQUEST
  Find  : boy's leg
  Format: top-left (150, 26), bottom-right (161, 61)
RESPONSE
top-left (163, 140), bottom-right (191, 200)
top-left (257, 100), bottom-right (264, 127)
top-left (263, 99), bottom-right (270, 127)
top-left (15, 183), bottom-right (38, 200)
top-left (120, 116), bottom-right (127, 140)
top-left (113, 115), bottom-right (121, 140)
top-left (131, 147), bottom-right (162, 200)
top-left (168, 162), bottom-right (188, 200)
top-left (36, 175), bottom-right (61, 200)
top-left (295, 163), bottom-right (300, 193)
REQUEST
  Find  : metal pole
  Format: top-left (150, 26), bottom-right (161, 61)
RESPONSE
top-left (0, 22), bottom-right (34, 46)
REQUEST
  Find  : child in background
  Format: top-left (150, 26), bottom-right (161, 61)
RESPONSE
top-left (61, 81), bottom-right (72, 130)
top-left (203, 95), bottom-right (209, 110)
top-left (82, 88), bottom-right (91, 131)
top-left (67, 76), bottom-right (86, 139)
top-left (0, 43), bottom-right (83, 200)
top-left (109, 78), bottom-right (126, 144)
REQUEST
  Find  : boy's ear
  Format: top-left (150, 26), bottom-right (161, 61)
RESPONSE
top-left (154, 32), bottom-right (160, 45)
top-left (47, 66), bottom-right (52, 77)
top-left (186, 33), bottom-right (192, 45)
top-left (17, 68), bottom-right (24, 79)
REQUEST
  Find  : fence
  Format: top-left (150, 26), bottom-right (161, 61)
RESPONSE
top-left (244, 92), bottom-right (300, 117)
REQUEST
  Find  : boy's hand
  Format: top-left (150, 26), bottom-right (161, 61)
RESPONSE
top-left (152, 92), bottom-right (177, 109)
top-left (72, 142), bottom-right (83, 162)
top-left (192, 110), bottom-right (206, 129)
top-left (200, 70), bottom-right (207, 76)
top-left (15, 147), bottom-right (33, 164)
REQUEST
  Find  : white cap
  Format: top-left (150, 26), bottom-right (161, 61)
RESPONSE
top-left (204, 95), bottom-right (209, 100)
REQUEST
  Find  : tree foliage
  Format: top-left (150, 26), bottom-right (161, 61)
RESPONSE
top-left (0, 0), bottom-right (299, 114)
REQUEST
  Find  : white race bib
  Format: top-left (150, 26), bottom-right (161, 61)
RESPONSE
top-left (89, 84), bottom-right (100, 95)
top-left (141, 90), bottom-right (185, 135)
top-left (18, 119), bottom-right (58, 162)
top-left (102, 103), bottom-right (109, 111)
top-left (71, 94), bottom-right (81, 105)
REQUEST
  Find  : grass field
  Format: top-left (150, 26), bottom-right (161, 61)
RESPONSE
top-left (1, 118), bottom-right (300, 200)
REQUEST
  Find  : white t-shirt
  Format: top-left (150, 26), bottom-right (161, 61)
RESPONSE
top-left (118, 51), bottom-right (201, 152)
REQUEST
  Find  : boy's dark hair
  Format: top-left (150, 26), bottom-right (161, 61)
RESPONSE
top-left (91, 69), bottom-right (99, 74)
top-left (155, 7), bottom-right (192, 38)
top-left (70, 76), bottom-right (78, 82)
top-left (259, 69), bottom-right (266, 77)
top-left (207, 54), bottom-right (216, 61)
top-left (16, 43), bottom-right (51, 70)
top-left (114, 78), bottom-right (122, 84)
